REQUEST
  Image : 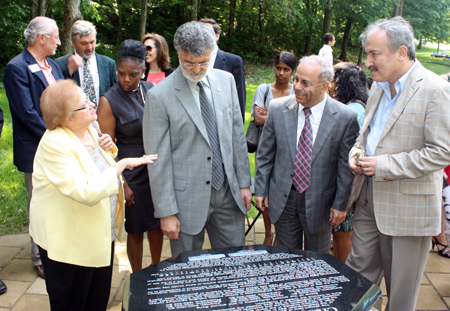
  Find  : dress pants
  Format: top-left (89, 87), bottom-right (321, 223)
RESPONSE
top-left (39, 242), bottom-right (114, 311)
top-left (25, 173), bottom-right (41, 266)
top-left (346, 177), bottom-right (431, 311)
top-left (274, 187), bottom-right (331, 254)
top-left (170, 176), bottom-right (245, 257)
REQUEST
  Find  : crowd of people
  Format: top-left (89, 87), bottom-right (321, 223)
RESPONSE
top-left (2, 14), bottom-right (450, 311)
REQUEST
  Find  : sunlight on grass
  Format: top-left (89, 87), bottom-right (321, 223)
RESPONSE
top-left (0, 90), bottom-right (28, 235)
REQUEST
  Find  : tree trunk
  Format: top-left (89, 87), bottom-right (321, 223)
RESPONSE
top-left (357, 46), bottom-right (364, 67)
top-left (31, 0), bottom-right (38, 19)
top-left (117, 0), bottom-right (123, 44)
top-left (303, 0), bottom-right (313, 55)
top-left (258, 0), bottom-right (263, 32)
top-left (237, 0), bottom-right (247, 33)
top-left (38, 0), bottom-right (47, 16)
top-left (338, 17), bottom-right (352, 61)
top-left (323, 0), bottom-right (332, 34)
top-left (393, 5), bottom-right (400, 16)
top-left (139, 0), bottom-right (148, 40)
top-left (227, 0), bottom-right (236, 39)
top-left (185, 0), bottom-right (198, 21)
top-left (61, 0), bottom-right (82, 55)
top-left (304, 21), bottom-right (312, 55)
top-left (417, 37), bottom-right (422, 50)
top-left (393, 0), bottom-right (404, 16)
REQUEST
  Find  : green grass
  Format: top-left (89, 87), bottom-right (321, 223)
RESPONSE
top-left (414, 43), bottom-right (450, 75)
top-left (0, 90), bottom-right (29, 235)
top-left (1, 46), bottom-right (449, 234)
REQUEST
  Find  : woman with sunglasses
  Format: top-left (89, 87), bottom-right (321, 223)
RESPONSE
top-left (97, 40), bottom-right (164, 273)
top-left (141, 33), bottom-right (174, 84)
top-left (251, 51), bottom-right (297, 246)
top-left (29, 79), bottom-right (155, 311)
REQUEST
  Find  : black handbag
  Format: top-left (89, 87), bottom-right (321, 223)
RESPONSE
top-left (246, 120), bottom-right (259, 153)
top-left (246, 84), bottom-right (270, 153)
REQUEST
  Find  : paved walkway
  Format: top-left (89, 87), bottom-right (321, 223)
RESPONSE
top-left (0, 219), bottom-right (449, 311)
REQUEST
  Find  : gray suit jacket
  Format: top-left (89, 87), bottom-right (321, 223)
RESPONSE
top-left (143, 67), bottom-right (251, 235)
top-left (255, 95), bottom-right (359, 234)
top-left (55, 53), bottom-right (118, 97)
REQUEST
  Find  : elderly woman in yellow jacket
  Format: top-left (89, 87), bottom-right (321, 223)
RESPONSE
top-left (29, 79), bottom-right (157, 311)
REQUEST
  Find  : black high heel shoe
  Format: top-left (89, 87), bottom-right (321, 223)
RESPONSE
top-left (432, 236), bottom-right (450, 258)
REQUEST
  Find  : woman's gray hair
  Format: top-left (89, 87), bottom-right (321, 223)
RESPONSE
top-left (173, 22), bottom-right (216, 56)
top-left (360, 16), bottom-right (415, 60)
top-left (71, 20), bottom-right (97, 42)
top-left (24, 17), bottom-right (56, 45)
top-left (299, 55), bottom-right (334, 82)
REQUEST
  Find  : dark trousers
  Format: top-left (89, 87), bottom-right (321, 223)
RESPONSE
top-left (39, 242), bottom-right (114, 311)
top-left (274, 188), bottom-right (331, 254)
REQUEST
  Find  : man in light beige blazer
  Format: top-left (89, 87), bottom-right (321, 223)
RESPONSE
top-left (346, 17), bottom-right (450, 311)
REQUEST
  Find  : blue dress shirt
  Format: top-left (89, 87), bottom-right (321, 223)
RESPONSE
top-left (365, 61), bottom-right (418, 156)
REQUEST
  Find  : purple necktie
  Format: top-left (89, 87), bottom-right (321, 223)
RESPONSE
top-left (293, 108), bottom-right (312, 193)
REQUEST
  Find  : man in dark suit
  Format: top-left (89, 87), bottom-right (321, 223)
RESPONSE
top-left (254, 55), bottom-right (359, 253)
top-left (199, 18), bottom-right (246, 122)
top-left (4, 16), bottom-right (64, 278)
top-left (55, 20), bottom-right (117, 109)
top-left (0, 107), bottom-right (4, 295)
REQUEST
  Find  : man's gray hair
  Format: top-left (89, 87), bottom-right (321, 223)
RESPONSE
top-left (173, 21), bottom-right (216, 56)
top-left (299, 55), bottom-right (334, 82)
top-left (360, 16), bottom-right (415, 60)
top-left (71, 20), bottom-right (97, 42)
top-left (24, 17), bottom-right (57, 45)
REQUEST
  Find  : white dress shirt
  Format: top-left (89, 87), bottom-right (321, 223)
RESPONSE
top-left (318, 45), bottom-right (333, 66)
top-left (296, 94), bottom-right (327, 146)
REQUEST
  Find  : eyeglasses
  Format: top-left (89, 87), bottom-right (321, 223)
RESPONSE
top-left (44, 34), bottom-right (60, 40)
top-left (73, 99), bottom-right (90, 112)
top-left (293, 76), bottom-right (326, 89)
top-left (182, 62), bottom-right (210, 69)
top-left (146, 46), bottom-right (155, 52)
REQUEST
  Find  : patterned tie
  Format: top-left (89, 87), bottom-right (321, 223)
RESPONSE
top-left (293, 108), bottom-right (313, 193)
top-left (198, 81), bottom-right (224, 191)
top-left (83, 59), bottom-right (97, 108)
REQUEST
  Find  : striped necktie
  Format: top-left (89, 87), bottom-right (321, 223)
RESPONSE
top-left (198, 81), bottom-right (224, 191)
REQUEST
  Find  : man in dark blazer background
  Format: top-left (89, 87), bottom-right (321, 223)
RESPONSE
top-left (4, 16), bottom-right (64, 279)
top-left (199, 18), bottom-right (247, 122)
top-left (254, 55), bottom-right (359, 253)
top-left (55, 20), bottom-right (117, 109)
top-left (0, 107), bottom-right (5, 294)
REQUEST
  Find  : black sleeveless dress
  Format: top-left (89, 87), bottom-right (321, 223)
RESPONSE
top-left (103, 82), bottom-right (160, 234)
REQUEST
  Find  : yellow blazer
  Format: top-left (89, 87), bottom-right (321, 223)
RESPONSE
top-left (30, 124), bottom-right (125, 267)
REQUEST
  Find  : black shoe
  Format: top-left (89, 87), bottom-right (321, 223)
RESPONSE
top-left (432, 236), bottom-right (450, 258)
top-left (0, 279), bottom-right (6, 295)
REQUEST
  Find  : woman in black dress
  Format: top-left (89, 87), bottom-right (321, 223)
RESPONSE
top-left (97, 40), bottom-right (163, 272)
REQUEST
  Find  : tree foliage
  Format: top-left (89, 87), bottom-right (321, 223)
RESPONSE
top-left (2, 0), bottom-right (450, 81)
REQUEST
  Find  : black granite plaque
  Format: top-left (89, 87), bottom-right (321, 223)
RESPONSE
top-left (123, 245), bottom-right (381, 311)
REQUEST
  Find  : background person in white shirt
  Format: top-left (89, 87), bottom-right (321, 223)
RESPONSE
top-left (56, 20), bottom-right (117, 109)
top-left (318, 33), bottom-right (336, 66)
